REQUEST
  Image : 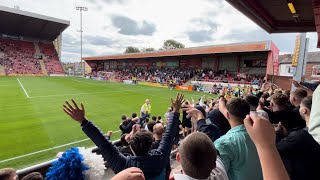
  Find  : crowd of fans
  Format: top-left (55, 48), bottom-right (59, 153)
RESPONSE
top-left (39, 43), bottom-right (65, 74)
top-left (94, 68), bottom-right (264, 88)
top-left (2, 79), bottom-right (319, 180)
top-left (0, 38), bottom-right (64, 75)
top-left (0, 39), bottom-right (41, 75)
top-left (101, 68), bottom-right (198, 85)
top-left (193, 69), bottom-right (264, 85)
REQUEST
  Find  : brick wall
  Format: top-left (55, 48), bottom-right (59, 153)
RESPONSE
top-left (305, 63), bottom-right (320, 80)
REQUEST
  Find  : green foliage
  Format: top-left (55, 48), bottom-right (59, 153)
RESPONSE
top-left (162, 39), bottom-right (185, 50)
top-left (124, 46), bottom-right (140, 53)
top-left (141, 47), bottom-right (156, 52)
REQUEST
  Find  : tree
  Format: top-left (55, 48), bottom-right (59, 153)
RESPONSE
top-left (162, 39), bottom-right (185, 50)
top-left (141, 48), bottom-right (156, 52)
top-left (124, 46), bottom-right (140, 54)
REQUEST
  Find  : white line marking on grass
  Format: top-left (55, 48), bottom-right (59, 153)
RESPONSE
top-left (16, 78), bottom-right (30, 98)
top-left (0, 130), bottom-right (121, 164)
top-left (71, 79), bottom-right (108, 86)
top-left (29, 90), bottom-right (136, 99)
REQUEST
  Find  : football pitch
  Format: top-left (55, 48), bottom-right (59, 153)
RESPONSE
top-left (0, 76), bottom-right (216, 169)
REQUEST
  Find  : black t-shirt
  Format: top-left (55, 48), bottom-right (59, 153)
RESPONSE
top-left (182, 111), bottom-right (192, 128)
top-left (265, 108), bottom-right (306, 131)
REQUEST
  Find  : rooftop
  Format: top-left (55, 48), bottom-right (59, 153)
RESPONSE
top-left (83, 41), bottom-right (273, 61)
top-left (0, 5), bottom-right (70, 41)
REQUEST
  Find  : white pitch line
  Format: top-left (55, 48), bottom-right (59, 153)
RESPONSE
top-left (29, 89), bottom-right (136, 99)
top-left (71, 79), bottom-right (109, 86)
top-left (16, 78), bottom-right (30, 98)
top-left (0, 130), bottom-right (121, 164)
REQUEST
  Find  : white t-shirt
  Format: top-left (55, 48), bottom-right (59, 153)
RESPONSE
top-left (309, 85), bottom-right (320, 144)
top-left (173, 156), bottom-right (229, 180)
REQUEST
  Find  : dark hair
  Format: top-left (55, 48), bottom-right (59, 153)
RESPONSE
top-left (301, 96), bottom-right (312, 110)
top-left (271, 93), bottom-right (289, 107)
top-left (157, 116), bottom-right (161, 120)
top-left (145, 118), bottom-right (149, 123)
top-left (121, 115), bottom-right (126, 121)
top-left (244, 95), bottom-right (259, 110)
top-left (261, 93), bottom-right (269, 99)
top-left (130, 130), bottom-right (153, 156)
top-left (147, 121), bottom-right (156, 132)
top-left (152, 116), bottom-right (157, 121)
top-left (0, 168), bottom-right (16, 180)
top-left (291, 89), bottom-right (308, 100)
top-left (179, 132), bottom-right (217, 179)
top-left (132, 113), bottom-right (137, 118)
top-left (121, 134), bottom-right (129, 146)
top-left (283, 90), bottom-right (291, 97)
top-left (256, 91), bottom-right (263, 99)
top-left (226, 98), bottom-right (250, 121)
top-left (21, 172), bottom-right (43, 180)
top-left (204, 101), bottom-right (208, 105)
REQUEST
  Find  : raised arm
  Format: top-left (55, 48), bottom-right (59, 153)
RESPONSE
top-left (63, 99), bottom-right (127, 173)
top-left (182, 106), bottom-right (221, 142)
top-left (156, 94), bottom-right (184, 158)
top-left (244, 112), bottom-right (289, 180)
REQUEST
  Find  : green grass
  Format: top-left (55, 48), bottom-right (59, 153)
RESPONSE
top-left (0, 76), bottom-right (216, 169)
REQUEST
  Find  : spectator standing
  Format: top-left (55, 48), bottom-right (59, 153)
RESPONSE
top-left (276, 97), bottom-right (320, 180)
top-left (62, 95), bottom-right (183, 179)
top-left (216, 97), bottom-right (263, 180)
top-left (174, 132), bottom-right (228, 180)
top-left (140, 99), bottom-right (151, 121)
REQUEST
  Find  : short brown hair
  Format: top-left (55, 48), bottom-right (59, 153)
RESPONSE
top-left (226, 98), bottom-right (250, 121)
top-left (179, 132), bottom-right (217, 179)
top-left (271, 93), bottom-right (289, 107)
top-left (130, 130), bottom-right (153, 156)
top-left (301, 96), bottom-right (312, 111)
top-left (21, 172), bottom-right (43, 180)
top-left (0, 168), bottom-right (16, 180)
top-left (153, 123), bottom-right (164, 136)
top-left (291, 89), bottom-right (308, 100)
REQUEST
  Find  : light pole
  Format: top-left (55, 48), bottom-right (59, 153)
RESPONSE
top-left (76, 6), bottom-right (88, 76)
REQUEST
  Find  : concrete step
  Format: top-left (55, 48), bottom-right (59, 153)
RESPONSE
top-left (39, 59), bottom-right (48, 75)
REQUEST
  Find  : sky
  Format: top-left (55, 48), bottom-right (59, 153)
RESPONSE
top-left (1, 0), bottom-right (319, 62)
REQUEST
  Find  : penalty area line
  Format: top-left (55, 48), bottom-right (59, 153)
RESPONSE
top-left (16, 78), bottom-right (30, 98)
top-left (0, 130), bottom-right (121, 164)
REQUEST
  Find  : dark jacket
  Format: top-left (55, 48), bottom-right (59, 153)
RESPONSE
top-left (276, 128), bottom-right (320, 180)
top-left (119, 120), bottom-right (135, 134)
top-left (264, 108), bottom-right (304, 131)
top-left (82, 112), bottom-right (180, 179)
top-left (196, 118), bottom-right (221, 142)
top-left (207, 109), bottom-right (230, 135)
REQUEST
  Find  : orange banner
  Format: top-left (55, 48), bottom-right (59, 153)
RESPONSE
top-left (176, 85), bottom-right (193, 91)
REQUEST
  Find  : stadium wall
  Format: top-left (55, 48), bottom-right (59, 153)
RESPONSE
top-left (86, 52), bottom-right (269, 75)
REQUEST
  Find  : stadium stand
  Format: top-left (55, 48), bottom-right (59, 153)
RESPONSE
top-left (0, 5), bottom-right (69, 76)
top-left (0, 38), bottom-right (65, 75)
top-left (0, 38), bottom-right (41, 75)
top-left (39, 43), bottom-right (64, 74)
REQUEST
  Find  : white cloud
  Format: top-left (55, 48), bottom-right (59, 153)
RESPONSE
top-left (0, 0), bottom-right (319, 62)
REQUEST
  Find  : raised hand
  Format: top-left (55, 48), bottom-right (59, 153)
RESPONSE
top-left (171, 93), bottom-right (185, 113)
top-left (244, 112), bottom-right (275, 149)
top-left (111, 167), bottom-right (145, 180)
top-left (106, 131), bottom-right (113, 137)
top-left (182, 107), bottom-right (204, 123)
top-left (63, 99), bottom-right (86, 124)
